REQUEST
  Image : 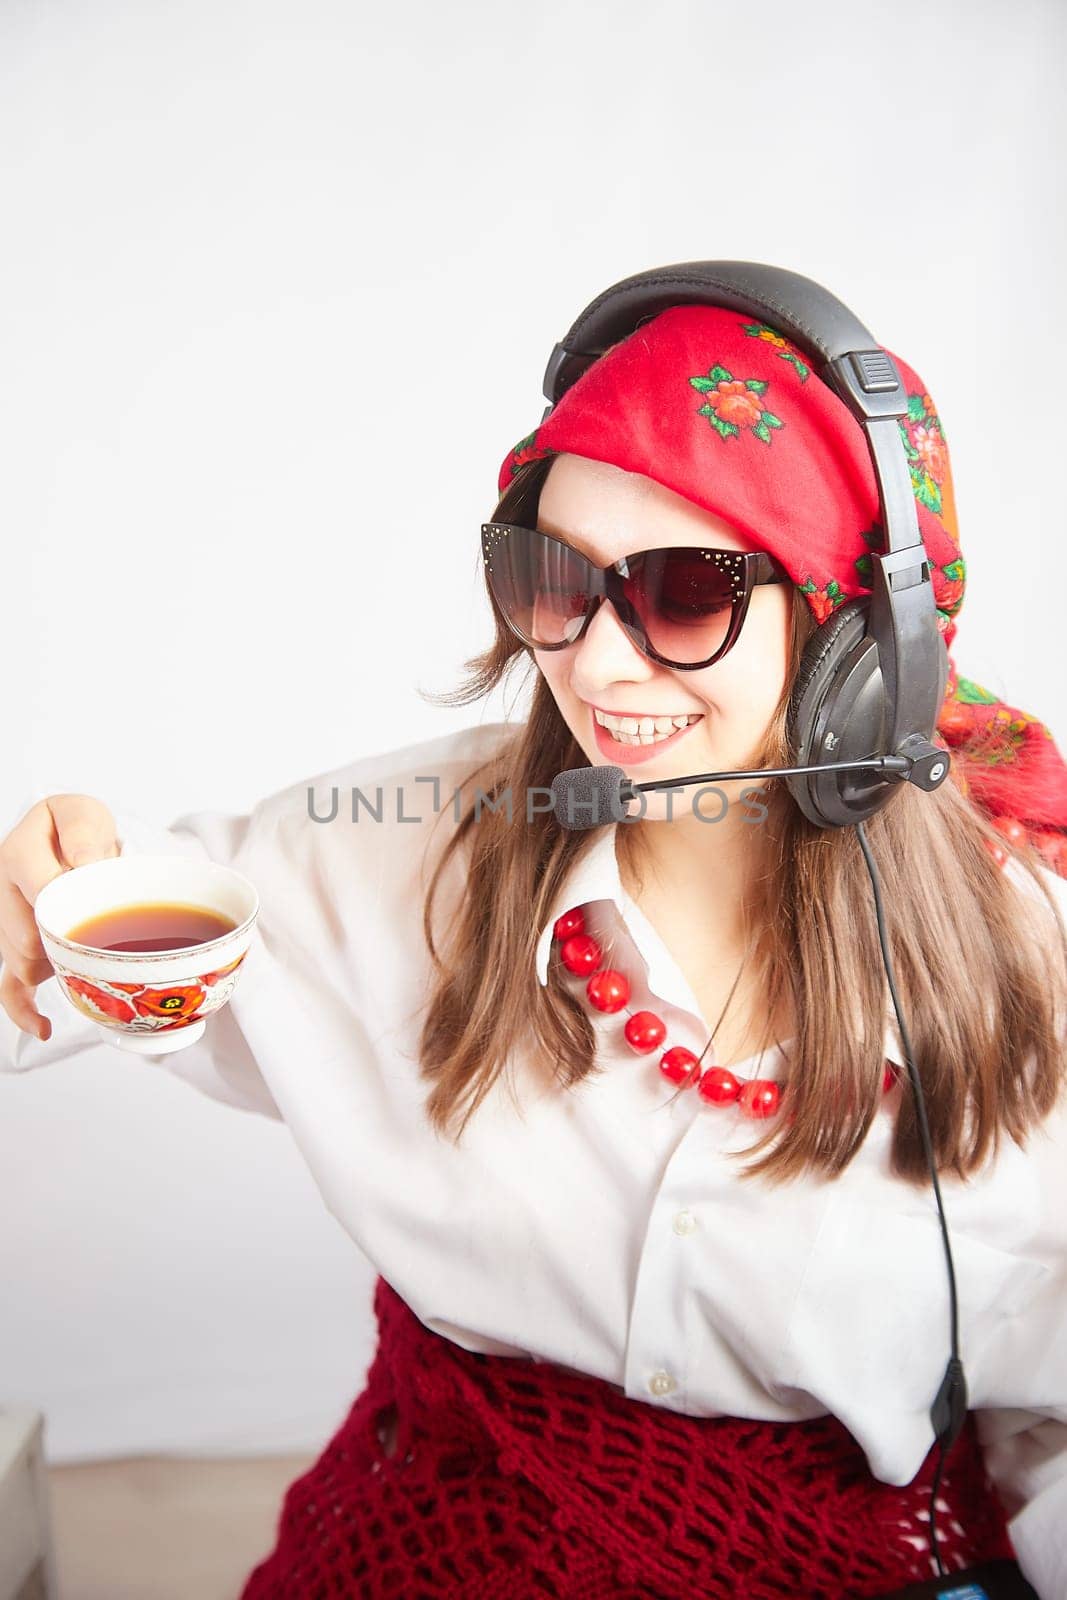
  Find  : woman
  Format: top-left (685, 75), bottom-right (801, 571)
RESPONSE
top-left (2, 290), bottom-right (1066, 1598)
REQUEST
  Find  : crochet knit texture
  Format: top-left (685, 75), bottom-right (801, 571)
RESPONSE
top-left (240, 1274), bottom-right (1017, 1599)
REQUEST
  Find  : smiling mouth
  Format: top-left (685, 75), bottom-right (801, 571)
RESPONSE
top-left (591, 708), bottom-right (704, 747)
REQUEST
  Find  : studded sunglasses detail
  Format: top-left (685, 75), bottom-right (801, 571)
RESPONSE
top-left (481, 522), bottom-right (790, 671)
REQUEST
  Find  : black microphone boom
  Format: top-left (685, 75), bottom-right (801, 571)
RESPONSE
top-left (551, 750), bottom-right (946, 831)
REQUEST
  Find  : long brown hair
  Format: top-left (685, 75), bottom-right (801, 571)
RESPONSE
top-left (414, 456), bottom-right (1067, 1185)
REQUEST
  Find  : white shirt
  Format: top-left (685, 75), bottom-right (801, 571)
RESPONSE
top-left (3, 719), bottom-right (1067, 1598)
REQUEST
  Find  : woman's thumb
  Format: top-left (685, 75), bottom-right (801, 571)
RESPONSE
top-left (46, 795), bottom-right (121, 869)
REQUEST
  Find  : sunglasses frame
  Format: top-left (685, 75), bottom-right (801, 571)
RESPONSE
top-left (481, 520), bottom-right (792, 671)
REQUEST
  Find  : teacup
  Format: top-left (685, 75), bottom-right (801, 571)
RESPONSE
top-left (34, 855), bottom-right (259, 1055)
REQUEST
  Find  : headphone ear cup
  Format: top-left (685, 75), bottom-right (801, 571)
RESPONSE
top-left (786, 598), bottom-right (869, 757)
top-left (785, 596), bottom-right (897, 829)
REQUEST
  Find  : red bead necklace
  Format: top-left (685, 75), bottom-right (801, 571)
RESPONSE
top-left (551, 905), bottom-right (897, 1119)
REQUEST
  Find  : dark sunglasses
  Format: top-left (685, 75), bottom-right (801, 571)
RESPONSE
top-left (481, 521), bottom-right (792, 671)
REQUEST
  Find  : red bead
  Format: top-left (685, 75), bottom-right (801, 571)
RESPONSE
top-left (553, 907), bottom-right (586, 941)
top-left (738, 1079), bottom-right (780, 1118)
top-left (624, 1011), bottom-right (667, 1053)
top-left (560, 934), bottom-right (602, 976)
top-left (991, 816), bottom-right (1027, 848)
top-left (697, 1066), bottom-right (741, 1104)
top-left (1033, 830), bottom-right (1067, 876)
top-left (938, 702), bottom-right (972, 741)
top-left (586, 969), bottom-right (630, 1013)
top-left (660, 1046), bottom-right (701, 1086)
top-left (982, 836), bottom-right (1008, 870)
top-left (882, 1061), bottom-right (896, 1094)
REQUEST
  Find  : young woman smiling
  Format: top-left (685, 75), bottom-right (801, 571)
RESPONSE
top-left (3, 287), bottom-right (1067, 1599)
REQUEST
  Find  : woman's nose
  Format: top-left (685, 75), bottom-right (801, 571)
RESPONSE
top-left (573, 595), bottom-right (653, 675)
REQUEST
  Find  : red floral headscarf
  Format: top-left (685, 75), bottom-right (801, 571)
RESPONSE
top-left (497, 305), bottom-right (1067, 875)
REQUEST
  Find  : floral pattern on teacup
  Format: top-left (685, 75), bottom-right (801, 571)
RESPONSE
top-left (55, 952), bottom-right (246, 1033)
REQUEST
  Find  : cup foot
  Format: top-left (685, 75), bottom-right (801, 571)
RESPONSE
top-left (100, 1018), bottom-right (207, 1055)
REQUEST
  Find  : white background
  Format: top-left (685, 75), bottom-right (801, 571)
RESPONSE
top-left (1, 0), bottom-right (1064, 1461)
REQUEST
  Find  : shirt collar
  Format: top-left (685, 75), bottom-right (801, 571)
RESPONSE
top-left (534, 824), bottom-right (908, 1070)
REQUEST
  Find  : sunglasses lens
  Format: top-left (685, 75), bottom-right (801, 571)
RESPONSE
top-left (484, 526), bottom-right (593, 647)
top-left (483, 528), bottom-right (747, 666)
top-left (624, 549), bottom-right (742, 665)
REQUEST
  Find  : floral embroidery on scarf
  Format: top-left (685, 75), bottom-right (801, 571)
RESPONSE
top-left (937, 673), bottom-right (1054, 768)
top-left (739, 321), bottom-right (810, 381)
top-left (504, 430), bottom-right (553, 480)
top-left (796, 574), bottom-right (845, 624)
top-left (970, 708), bottom-right (1048, 766)
top-left (690, 366), bottom-right (784, 444)
top-left (935, 557), bottom-right (965, 617)
top-left (955, 676), bottom-right (1000, 706)
top-left (898, 393), bottom-right (949, 518)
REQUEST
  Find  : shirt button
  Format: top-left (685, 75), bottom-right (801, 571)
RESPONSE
top-left (672, 1208), bottom-right (696, 1235)
top-left (648, 1370), bottom-right (676, 1397)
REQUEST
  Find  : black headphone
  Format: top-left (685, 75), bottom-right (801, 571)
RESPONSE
top-left (538, 263), bottom-right (1035, 1598)
top-left (538, 259), bottom-right (952, 831)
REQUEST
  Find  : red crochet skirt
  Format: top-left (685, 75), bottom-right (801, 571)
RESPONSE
top-left (240, 1274), bottom-right (1021, 1599)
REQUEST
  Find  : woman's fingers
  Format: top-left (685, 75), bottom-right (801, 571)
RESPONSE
top-left (0, 794), bottom-right (119, 1039)
top-left (0, 964), bottom-right (51, 1041)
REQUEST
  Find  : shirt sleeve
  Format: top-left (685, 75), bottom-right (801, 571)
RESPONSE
top-left (0, 788), bottom-right (282, 1120)
top-left (972, 856), bottom-right (1067, 1600)
top-left (0, 721), bottom-right (510, 1125)
top-left (975, 1407), bottom-right (1067, 1600)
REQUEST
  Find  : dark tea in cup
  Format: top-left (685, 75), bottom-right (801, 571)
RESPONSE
top-left (66, 902), bottom-right (238, 955)
top-left (35, 854), bottom-right (259, 1055)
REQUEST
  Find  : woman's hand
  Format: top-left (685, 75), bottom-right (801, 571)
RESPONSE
top-left (0, 796), bottom-right (120, 1041)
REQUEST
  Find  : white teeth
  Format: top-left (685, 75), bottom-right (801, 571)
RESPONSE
top-left (593, 707), bottom-right (702, 746)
